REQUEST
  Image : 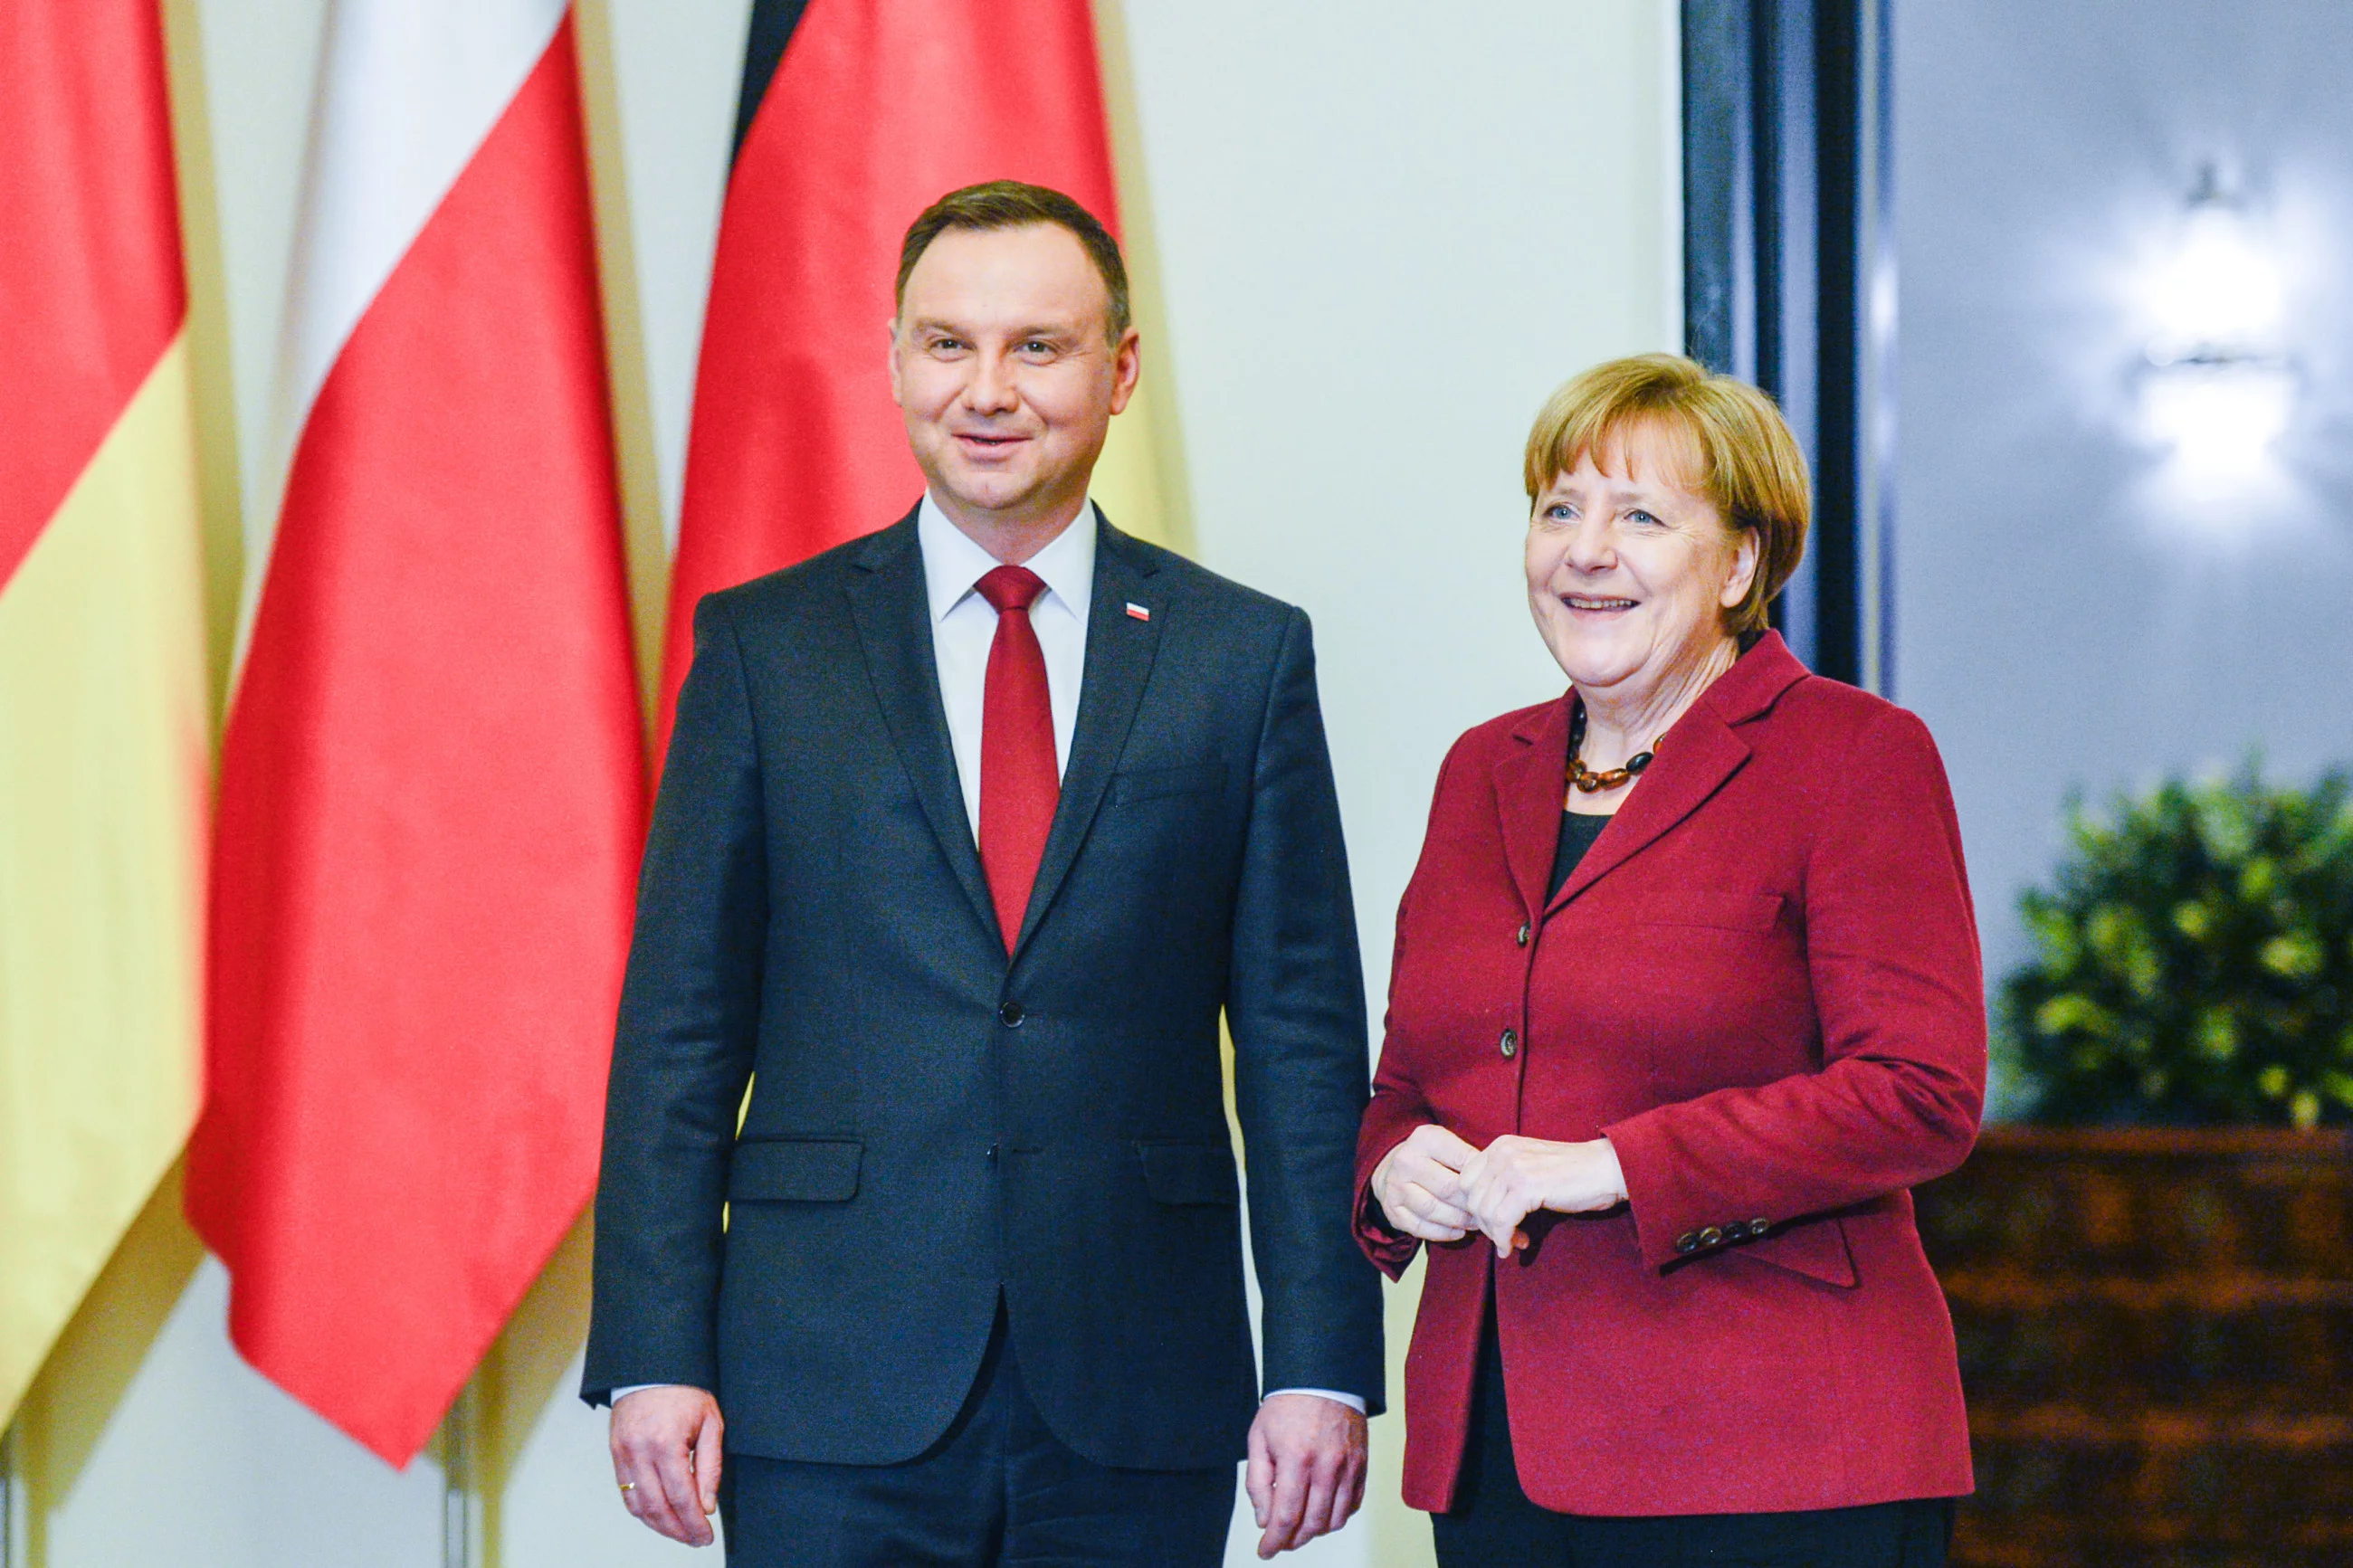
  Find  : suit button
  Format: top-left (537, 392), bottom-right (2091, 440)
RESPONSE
top-left (1749, 1217), bottom-right (1771, 1235)
top-left (986, 1143), bottom-right (999, 1164)
top-left (1698, 1226), bottom-right (1724, 1249)
top-left (997, 1000), bottom-right (1024, 1027)
top-left (1516, 923), bottom-right (1530, 947)
top-left (1724, 1221), bottom-right (1752, 1241)
top-left (1499, 1028), bottom-right (1518, 1059)
top-left (1674, 1231), bottom-right (1700, 1255)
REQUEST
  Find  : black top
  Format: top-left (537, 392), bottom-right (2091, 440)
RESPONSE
top-left (1548, 810), bottom-right (1612, 902)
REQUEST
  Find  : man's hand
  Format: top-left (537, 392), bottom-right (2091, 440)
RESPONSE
top-left (1457, 1135), bottom-right (1627, 1257)
top-left (1368, 1123), bottom-right (1482, 1242)
top-left (610, 1385), bottom-right (724, 1546)
top-left (1244, 1392), bottom-right (1367, 1558)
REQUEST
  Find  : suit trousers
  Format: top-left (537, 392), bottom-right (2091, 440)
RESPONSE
top-left (1432, 1306), bottom-right (1956, 1567)
top-left (720, 1301), bottom-right (1235, 1567)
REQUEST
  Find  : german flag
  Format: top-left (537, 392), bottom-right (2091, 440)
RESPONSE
top-left (659, 0), bottom-right (1179, 755)
top-left (0, 0), bottom-right (207, 1421)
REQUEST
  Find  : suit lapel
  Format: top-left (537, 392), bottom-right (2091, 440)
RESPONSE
top-left (843, 509), bottom-right (1002, 946)
top-left (1016, 513), bottom-right (1161, 955)
top-left (1554, 714), bottom-right (1749, 908)
top-left (1550, 632), bottom-right (1810, 909)
top-left (1492, 698), bottom-right (1573, 921)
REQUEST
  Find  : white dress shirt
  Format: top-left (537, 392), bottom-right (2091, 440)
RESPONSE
top-left (918, 492), bottom-right (1091, 836)
top-left (616, 495), bottom-right (1362, 1418)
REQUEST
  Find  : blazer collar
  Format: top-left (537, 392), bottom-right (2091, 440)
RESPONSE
top-left (1493, 631), bottom-right (1810, 917)
top-left (850, 507), bottom-right (923, 573)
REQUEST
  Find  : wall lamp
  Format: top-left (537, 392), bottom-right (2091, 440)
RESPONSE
top-left (2137, 162), bottom-right (2298, 488)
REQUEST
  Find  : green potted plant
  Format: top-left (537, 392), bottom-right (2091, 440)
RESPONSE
top-left (1914, 764), bottom-right (2353, 1568)
top-left (2003, 762), bottom-right (2353, 1127)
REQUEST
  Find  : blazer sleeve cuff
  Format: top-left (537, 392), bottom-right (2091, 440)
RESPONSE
top-left (579, 1329), bottom-right (724, 1411)
top-left (1351, 1129), bottom-right (1422, 1278)
top-left (1607, 1109), bottom-right (1847, 1278)
top-left (1605, 1109), bottom-right (1729, 1273)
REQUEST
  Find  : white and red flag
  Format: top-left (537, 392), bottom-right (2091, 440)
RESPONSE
top-left (187, 0), bottom-right (644, 1465)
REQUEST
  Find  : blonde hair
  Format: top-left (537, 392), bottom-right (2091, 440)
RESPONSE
top-left (1522, 353), bottom-right (1810, 637)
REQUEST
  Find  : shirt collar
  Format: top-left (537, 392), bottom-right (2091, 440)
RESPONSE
top-left (917, 492), bottom-right (1099, 625)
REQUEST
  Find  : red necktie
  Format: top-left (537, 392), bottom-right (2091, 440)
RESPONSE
top-left (975, 565), bottom-right (1059, 953)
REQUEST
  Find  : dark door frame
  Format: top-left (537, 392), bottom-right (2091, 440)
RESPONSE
top-left (1683, 0), bottom-right (1895, 694)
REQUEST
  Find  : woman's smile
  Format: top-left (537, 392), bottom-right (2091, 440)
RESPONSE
top-left (1524, 427), bottom-right (1758, 724)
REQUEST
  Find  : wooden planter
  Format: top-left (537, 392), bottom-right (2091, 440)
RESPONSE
top-left (1912, 1126), bottom-right (2353, 1568)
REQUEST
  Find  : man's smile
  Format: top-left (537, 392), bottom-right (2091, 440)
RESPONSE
top-left (952, 429), bottom-right (1029, 456)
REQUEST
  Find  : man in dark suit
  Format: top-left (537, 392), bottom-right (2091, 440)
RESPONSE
top-left (584, 181), bottom-right (1384, 1565)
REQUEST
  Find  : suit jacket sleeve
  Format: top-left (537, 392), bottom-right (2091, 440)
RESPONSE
top-left (1602, 705), bottom-right (1987, 1272)
top-left (581, 594), bottom-right (767, 1403)
top-left (1224, 607), bottom-right (1386, 1411)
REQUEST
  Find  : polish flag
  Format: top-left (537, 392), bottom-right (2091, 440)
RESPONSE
top-left (186, 0), bottom-right (645, 1465)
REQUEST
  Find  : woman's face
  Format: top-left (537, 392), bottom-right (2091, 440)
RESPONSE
top-left (1524, 424), bottom-right (1759, 701)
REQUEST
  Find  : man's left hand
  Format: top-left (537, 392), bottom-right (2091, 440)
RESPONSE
top-left (1244, 1392), bottom-right (1367, 1558)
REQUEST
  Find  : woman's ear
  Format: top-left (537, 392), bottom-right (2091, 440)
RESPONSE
top-left (1720, 524), bottom-right (1762, 611)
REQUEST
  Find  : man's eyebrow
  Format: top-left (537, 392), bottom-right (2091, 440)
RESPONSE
top-left (907, 317), bottom-right (1088, 340)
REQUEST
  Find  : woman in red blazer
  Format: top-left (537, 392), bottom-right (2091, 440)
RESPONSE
top-left (1358, 355), bottom-right (1984, 1565)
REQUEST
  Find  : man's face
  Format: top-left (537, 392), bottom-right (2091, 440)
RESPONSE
top-left (889, 223), bottom-right (1139, 530)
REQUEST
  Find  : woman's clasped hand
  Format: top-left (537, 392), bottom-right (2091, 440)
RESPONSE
top-left (1369, 1125), bottom-right (1627, 1257)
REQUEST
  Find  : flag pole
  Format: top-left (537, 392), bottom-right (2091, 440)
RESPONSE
top-left (1, 1420), bottom-right (25, 1568)
top-left (439, 1380), bottom-right (486, 1568)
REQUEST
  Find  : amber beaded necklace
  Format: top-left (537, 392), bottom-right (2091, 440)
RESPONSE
top-left (1566, 701), bottom-right (1656, 794)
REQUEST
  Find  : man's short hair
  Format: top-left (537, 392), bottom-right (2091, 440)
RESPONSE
top-left (896, 180), bottom-right (1131, 340)
top-left (1523, 353), bottom-right (1811, 638)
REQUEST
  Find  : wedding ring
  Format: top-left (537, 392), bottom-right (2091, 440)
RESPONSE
top-left (619, 1481), bottom-right (636, 1493)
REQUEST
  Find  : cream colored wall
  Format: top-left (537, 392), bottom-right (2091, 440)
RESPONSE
top-left (1118, 10), bottom-right (1681, 1561)
top-left (2, 4), bottom-right (1676, 1565)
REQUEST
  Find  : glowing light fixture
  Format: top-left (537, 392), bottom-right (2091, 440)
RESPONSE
top-left (2146, 165), bottom-right (2283, 367)
top-left (2137, 163), bottom-right (2297, 491)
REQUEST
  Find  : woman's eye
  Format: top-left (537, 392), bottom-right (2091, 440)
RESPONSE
top-left (1545, 503), bottom-right (1575, 521)
top-left (1627, 509), bottom-right (1661, 526)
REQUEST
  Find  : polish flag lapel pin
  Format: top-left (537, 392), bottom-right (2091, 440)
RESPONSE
top-left (1125, 602), bottom-right (1150, 622)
